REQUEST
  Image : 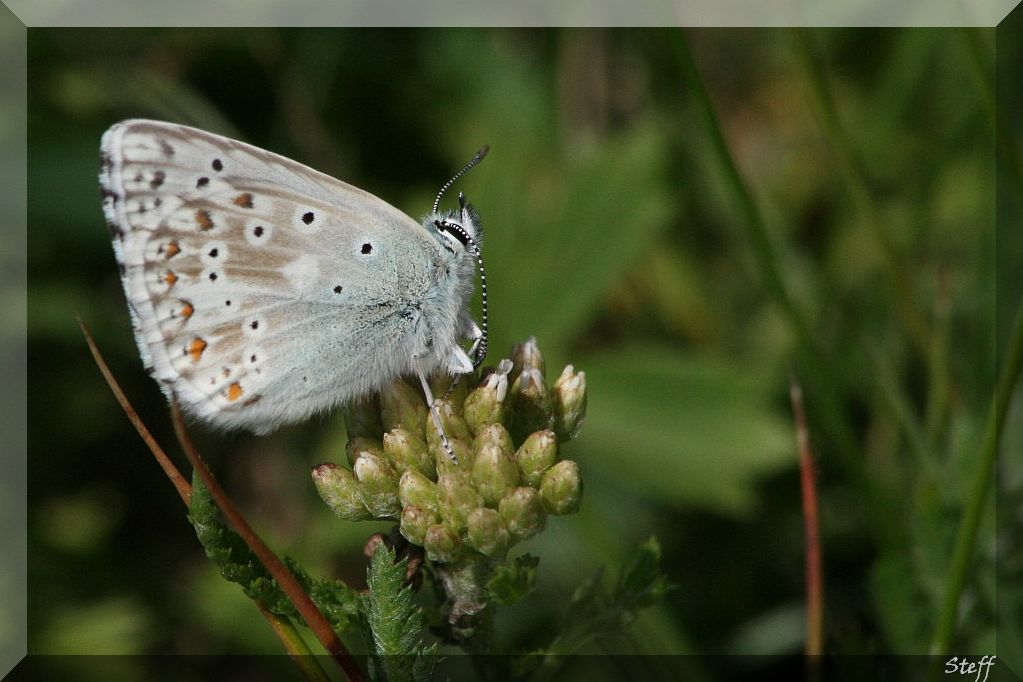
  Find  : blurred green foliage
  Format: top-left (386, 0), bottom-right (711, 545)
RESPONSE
top-left (25, 24), bottom-right (1017, 676)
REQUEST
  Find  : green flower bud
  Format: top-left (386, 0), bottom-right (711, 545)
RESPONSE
top-left (434, 437), bottom-right (474, 478)
top-left (400, 505), bottom-right (436, 546)
top-left (383, 427), bottom-right (435, 479)
top-left (329, 339), bottom-right (585, 567)
top-left (380, 380), bottom-right (427, 437)
top-left (539, 460), bottom-right (582, 515)
top-left (353, 453), bottom-right (400, 518)
top-left (346, 436), bottom-right (385, 468)
top-left (311, 463), bottom-right (371, 521)
top-left (425, 398), bottom-right (473, 453)
top-left (511, 336), bottom-right (545, 380)
top-left (424, 523), bottom-right (462, 562)
top-left (463, 364), bottom-right (510, 435)
top-left (508, 368), bottom-right (553, 442)
top-left (472, 441), bottom-right (520, 507)
top-left (398, 470), bottom-right (440, 513)
top-left (466, 508), bottom-right (511, 557)
top-left (474, 423), bottom-right (515, 458)
top-left (498, 487), bottom-right (547, 541)
top-left (342, 396), bottom-right (383, 440)
top-left (515, 429), bottom-right (558, 487)
top-left (553, 365), bottom-right (587, 440)
top-left (437, 472), bottom-right (483, 532)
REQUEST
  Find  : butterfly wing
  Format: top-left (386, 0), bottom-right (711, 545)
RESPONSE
top-left (101, 119), bottom-right (449, 431)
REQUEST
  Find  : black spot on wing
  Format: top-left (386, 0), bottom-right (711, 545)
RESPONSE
top-left (157, 138), bottom-right (175, 158)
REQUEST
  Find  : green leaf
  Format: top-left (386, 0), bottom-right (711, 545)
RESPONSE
top-left (524, 537), bottom-right (671, 677)
top-left (575, 346), bottom-right (794, 515)
top-left (364, 544), bottom-right (437, 682)
top-left (614, 537), bottom-right (672, 613)
top-left (486, 554), bottom-right (540, 606)
top-left (188, 475), bottom-right (360, 633)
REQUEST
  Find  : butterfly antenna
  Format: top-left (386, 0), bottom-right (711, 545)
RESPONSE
top-left (433, 145), bottom-right (489, 215)
top-left (471, 233), bottom-right (488, 368)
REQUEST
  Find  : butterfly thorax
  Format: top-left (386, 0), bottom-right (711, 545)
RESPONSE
top-left (412, 204), bottom-right (482, 377)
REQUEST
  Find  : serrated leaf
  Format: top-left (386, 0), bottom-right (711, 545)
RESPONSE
top-left (614, 537), bottom-right (672, 612)
top-left (486, 554), bottom-right (540, 606)
top-left (188, 474), bottom-right (360, 633)
top-left (365, 544), bottom-right (436, 682)
top-left (544, 537), bottom-right (671, 659)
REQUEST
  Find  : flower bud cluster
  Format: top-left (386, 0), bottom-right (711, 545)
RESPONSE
top-left (313, 338), bottom-right (586, 562)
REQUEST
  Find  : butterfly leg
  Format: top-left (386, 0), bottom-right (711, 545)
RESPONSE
top-left (463, 316), bottom-right (484, 365)
top-left (414, 358), bottom-right (458, 463)
top-left (440, 316), bottom-right (483, 401)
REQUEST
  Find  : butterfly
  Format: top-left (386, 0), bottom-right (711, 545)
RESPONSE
top-left (99, 119), bottom-right (489, 456)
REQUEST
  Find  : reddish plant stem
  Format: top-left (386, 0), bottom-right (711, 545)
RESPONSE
top-left (80, 318), bottom-right (356, 682)
top-left (790, 376), bottom-right (823, 658)
top-left (170, 400), bottom-right (366, 682)
top-left (78, 317), bottom-right (191, 505)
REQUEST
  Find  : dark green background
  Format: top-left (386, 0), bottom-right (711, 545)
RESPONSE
top-left (25, 25), bottom-right (1017, 674)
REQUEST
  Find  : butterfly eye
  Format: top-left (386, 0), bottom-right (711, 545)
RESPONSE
top-left (435, 219), bottom-right (470, 247)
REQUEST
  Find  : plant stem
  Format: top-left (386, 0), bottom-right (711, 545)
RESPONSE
top-left (790, 378), bottom-right (823, 659)
top-left (258, 602), bottom-right (334, 682)
top-left (930, 296), bottom-right (1023, 654)
top-left (433, 556), bottom-right (496, 655)
top-left (80, 319), bottom-right (334, 682)
top-left (790, 28), bottom-right (933, 360)
top-left (867, 342), bottom-right (933, 476)
top-left (172, 402), bottom-right (366, 682)
top-left (671, 30), bottom-right (865, 483)
top-left (78, 316), bottom-right (191, 505)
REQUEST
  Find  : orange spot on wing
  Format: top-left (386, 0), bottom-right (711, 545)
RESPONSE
top-left (227, 381), bottom-right (243, 401)
top-left (188, 337), bottom-right (207, 362)
top-left (179, 301), bottom-right (194, 318)
top-left (195, 209), bottom-right (214, 231)
top-left (165, 241), bottom-right (180, 258)
top-left (164, 271), bottom-right (178, 286)
top-left (233, 192), bottom-right (254, 208)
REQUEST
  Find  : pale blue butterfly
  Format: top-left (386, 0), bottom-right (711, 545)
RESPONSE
top-left (100, 120), bottom-right (488, 458)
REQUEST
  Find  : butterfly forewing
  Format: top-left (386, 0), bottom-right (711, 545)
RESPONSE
top-left (101, 119), bottom-right (444, 431)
